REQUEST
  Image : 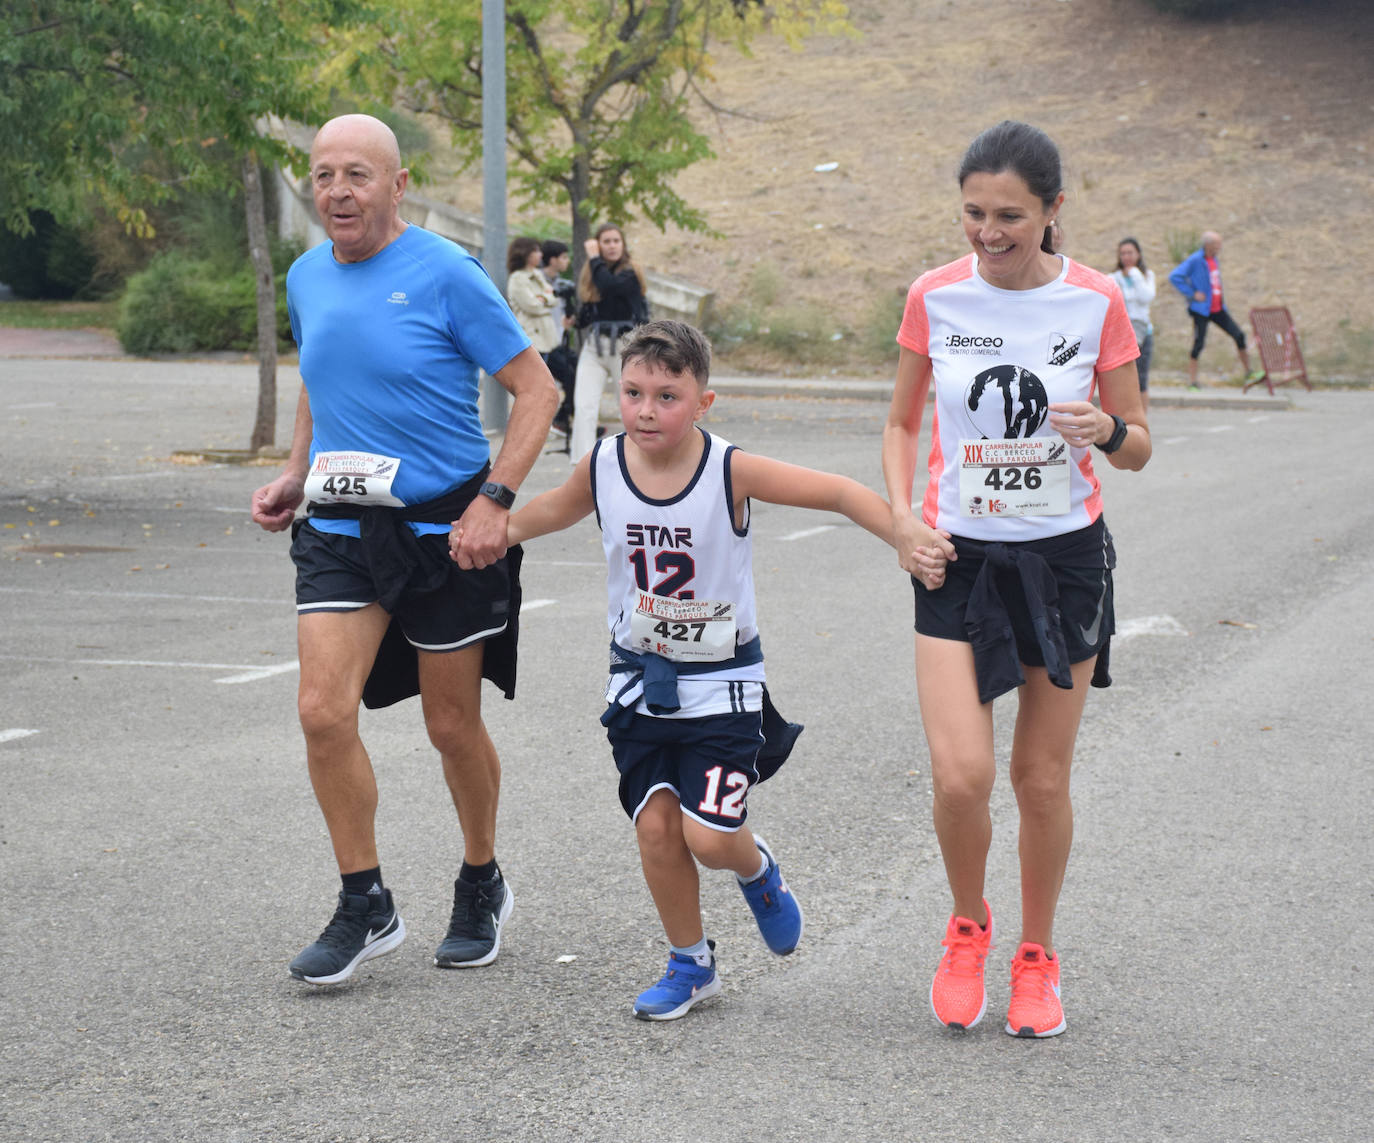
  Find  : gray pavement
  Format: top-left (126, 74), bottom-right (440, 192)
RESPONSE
top-left (1, 357), bottom-right (1371, 1142)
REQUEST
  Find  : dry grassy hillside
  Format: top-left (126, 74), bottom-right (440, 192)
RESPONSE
top-left (432, 0), bottom-right (1374, 380)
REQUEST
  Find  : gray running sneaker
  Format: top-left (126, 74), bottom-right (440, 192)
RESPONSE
top-left (434, 869), bottom-right (514, 968)
top-left (289, 888), bottom-right (405, 985)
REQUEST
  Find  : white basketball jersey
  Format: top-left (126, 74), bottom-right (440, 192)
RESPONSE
top-left (592, 429), bottom-right (765, 718)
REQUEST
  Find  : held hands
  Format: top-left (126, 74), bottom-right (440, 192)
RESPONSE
top-left (894, 514), bottom-right (955, 591)
top-left (448, 495), bottom-right (510, 570)
top-left (250, 473), bottom-right (305, 533)
top-left (1048, 402), bottom-right (1109, 451)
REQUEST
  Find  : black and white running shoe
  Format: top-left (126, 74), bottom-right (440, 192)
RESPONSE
top-left (288, 888), bottom-right (405, 985)
top-left (434, 869), bottom-right (514, 968)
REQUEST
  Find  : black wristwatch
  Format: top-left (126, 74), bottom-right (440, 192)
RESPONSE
top-left (1095, 414), bottom-right (1129, 455)
top-left (478, 481), bottom-right (517, 510)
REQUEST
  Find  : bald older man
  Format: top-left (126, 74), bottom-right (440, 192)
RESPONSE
top-left (1168, 230), bottom-right (1263, 388)
top-left (251, 115), bottom-right (559, 985)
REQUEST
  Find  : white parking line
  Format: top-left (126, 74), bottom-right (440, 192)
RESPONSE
top-left (0, 728), bottom-right (40, 743)
top-left (780, 525), bottom-right (837, 541)
top-left (0, 654), bottom-right (288, 672)
top-left (1247, 415), bottom-right (1269, 424)
top-left (1204, 424), bottom-right (1235, 434)
top-left (1160, 436), bottom-right (1189, 445)
top-left (1115, 615), bottom-right (1189, 640)
top-left (216, 662), bottom-right (301, 684)
top-left (0, 586), bottom-right (284, 605)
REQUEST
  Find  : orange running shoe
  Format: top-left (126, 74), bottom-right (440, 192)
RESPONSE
top-left (1005, 942), bottom-right (1066, 1038)
top-left (929, 902), bottom-right (994, 1029)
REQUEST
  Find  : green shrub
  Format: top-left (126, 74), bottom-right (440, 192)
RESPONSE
top-left (117, 250), bottom-right (292, 355)
top-left (1165, 227), bottom-right (1201, 265)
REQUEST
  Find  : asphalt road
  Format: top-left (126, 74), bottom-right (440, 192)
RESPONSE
top-left (1, 358), bottom-right (1370, 1142)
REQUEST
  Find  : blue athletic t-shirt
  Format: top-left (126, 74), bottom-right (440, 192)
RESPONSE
top-left (287, 225), bottom-right (530, 536)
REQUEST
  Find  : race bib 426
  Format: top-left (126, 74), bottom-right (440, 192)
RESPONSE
top-left (958, 437), bottom-right (1069, 518)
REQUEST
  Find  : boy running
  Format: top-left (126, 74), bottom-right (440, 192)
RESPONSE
top-left (497, 320), bottom-right (893, 1020)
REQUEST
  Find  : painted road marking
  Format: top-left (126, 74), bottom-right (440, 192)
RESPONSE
top-left (0, 586), bottom-right (284, 605)
top-left (780, 525), bottom-right (838, 541)
top-left (0, 728), bottom-right (40, 744)
top-left (1115, 615), bottom-right (1189, 641)
top-left (216, 662), bottom-right (301, 685)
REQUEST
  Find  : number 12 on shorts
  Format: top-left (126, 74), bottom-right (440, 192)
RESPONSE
top-left (698, 765), bottom-right (748, 819)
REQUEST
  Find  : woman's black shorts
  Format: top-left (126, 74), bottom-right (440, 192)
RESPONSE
top-left (912, 517), bottom-right (1115, 668)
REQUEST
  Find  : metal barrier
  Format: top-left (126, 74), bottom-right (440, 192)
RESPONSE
top-left (1246, 307), bottom-right (1312, 395)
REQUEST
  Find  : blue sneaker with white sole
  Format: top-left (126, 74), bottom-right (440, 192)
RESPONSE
top-left (633, 941), bottom-right (722, 1021)
top-left (738, 835), bottom-right (804, 955)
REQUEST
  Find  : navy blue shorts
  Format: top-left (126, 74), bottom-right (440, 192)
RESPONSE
top-left (913, 520), bottom-right (1114, 668)
top-left (609, 711), bottom-right (765, 831)
top-left (291, 523), bottom-right (512, 651)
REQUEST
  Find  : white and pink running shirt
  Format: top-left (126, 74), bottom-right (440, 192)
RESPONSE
top-left (897, 254), bottom-right (1138, 542)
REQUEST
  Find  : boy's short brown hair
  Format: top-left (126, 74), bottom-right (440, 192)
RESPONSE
top-left (620, 319), bottom-right (711, 387)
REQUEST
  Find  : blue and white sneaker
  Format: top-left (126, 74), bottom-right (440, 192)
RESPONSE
top-left (738, 836), bottom-right (804, 956)
top-left (289, 888), bottom-right (405, 985)
top-left (633, 942), bottom-right (722, 1021)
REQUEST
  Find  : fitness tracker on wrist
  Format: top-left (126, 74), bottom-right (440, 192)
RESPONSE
top-left (478, 481), bottom-right (517, 510)
top-left (1095, 414), bottom-right (1128, 455)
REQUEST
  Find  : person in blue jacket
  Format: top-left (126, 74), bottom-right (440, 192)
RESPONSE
top-left (1168, 231), bottom-right (1263, 388)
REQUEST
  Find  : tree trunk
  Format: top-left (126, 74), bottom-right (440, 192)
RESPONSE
top-left (242, 153), bottom-right (278, 453)
top-left (569, 146), bottom-right (592, 280)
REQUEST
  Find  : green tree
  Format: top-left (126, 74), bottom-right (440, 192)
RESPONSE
top-left (1, 1), bottom-right (369, 450)
top-left (361, 0), bottom-right (850, 262)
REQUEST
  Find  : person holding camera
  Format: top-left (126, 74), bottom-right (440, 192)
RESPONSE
top-left (540, 239), bottom-right (579, 437)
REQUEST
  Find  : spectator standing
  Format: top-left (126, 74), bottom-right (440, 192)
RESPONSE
top-left (540, 238), bottom-right (578, 437)
top-left (1168, 230), bottom-right (1263, 388)
top-left (506, 237), bottom-right (560, 359)
top-left (1110, 237), bottom-right (1156, 410)
top-left (570, 224), bottom-right (648, 461)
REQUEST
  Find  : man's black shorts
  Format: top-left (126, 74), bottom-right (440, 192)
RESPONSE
top-left (291, 522), bottom-right (512, 651)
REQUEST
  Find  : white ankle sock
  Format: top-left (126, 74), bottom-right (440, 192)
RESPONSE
top-left (736, 850), bottom-right (769, 885)
top-left (672, 937), bottom-right (712, 967)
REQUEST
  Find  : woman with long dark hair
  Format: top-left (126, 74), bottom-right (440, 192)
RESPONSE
top-left (882, 121), bottom-right (1150, 1039)
top-left (1110, 237), bottom-right (1156, 410)
top-left (570, 224), bottom-right (648, 461)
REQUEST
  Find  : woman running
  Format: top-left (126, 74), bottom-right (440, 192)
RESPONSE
top-left (882, 120), bottom-right (1151, 1038)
